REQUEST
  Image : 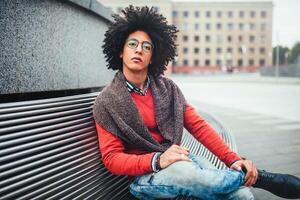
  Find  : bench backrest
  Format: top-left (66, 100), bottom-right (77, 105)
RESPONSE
top-left (0, 92), bottom-right (237, 200)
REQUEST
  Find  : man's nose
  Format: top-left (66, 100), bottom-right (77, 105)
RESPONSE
top-left (135, 43), bottom-right (143, 53)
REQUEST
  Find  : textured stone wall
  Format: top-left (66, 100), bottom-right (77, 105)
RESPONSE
top-left (0, 0), bottom-right (114, 94)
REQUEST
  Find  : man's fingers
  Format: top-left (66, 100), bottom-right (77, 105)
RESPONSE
top-left (231, 163), bottom-right (242, 171)
top-left (177, 149), bottom-right (190, 155)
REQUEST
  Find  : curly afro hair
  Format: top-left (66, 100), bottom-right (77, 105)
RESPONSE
top-left (102, 5), bottom-right (178, 77)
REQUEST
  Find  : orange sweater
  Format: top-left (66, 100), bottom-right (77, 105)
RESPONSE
top-left (96, 88), bottom-right (240, 176)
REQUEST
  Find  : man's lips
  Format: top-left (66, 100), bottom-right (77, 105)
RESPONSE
top-left (131, 57), bottom-right (142, 62)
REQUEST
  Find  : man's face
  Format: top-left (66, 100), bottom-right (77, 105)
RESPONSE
top-left (120, 30), bottom-right (153, 74)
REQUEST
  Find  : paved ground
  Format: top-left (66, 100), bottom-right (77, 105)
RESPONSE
top-left (171, 73), bottom-right (300, 200)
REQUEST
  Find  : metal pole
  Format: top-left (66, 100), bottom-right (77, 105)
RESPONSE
top-left (275, 31), bottom-right (279, 77)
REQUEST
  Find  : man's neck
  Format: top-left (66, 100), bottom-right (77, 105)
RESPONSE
top-left (123, 69), bottom-right (148, 90)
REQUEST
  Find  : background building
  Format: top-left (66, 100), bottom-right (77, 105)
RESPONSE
top-left (173, 1), bottom-right (273, 73)
top-left (99, 0), bottom-right (273, 74)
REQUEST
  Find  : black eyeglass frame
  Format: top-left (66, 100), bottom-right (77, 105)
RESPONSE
top-left (125, 38), bottom-right (154, 52)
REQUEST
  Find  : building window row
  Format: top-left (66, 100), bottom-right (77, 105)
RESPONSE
top-left (181, 47), bottom-right (266, 54)
top-left (179, 59), bottom-right (266, 66)
top-left (173, 10), bottom-right (267, 18)
top-left (181, 35), bottom-right (265, 44)
top-left (179, 23), bottom-right (267, 31)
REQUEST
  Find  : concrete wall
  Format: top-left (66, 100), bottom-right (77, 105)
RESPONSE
top-left (0, 0), bottom-right (114, 95)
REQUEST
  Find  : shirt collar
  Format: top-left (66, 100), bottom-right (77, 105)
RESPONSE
top-left (126, 76), bottom-right (150, 96)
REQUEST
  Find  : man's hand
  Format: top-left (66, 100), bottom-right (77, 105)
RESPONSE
top-left (230, 159), bottom-right (258, 187)
top-left (159, 144), bottom-right (191, 169)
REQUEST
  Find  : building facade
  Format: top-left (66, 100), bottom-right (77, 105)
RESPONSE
top-left (173, 1), bottom-right (273, 73)
top-left (98, 0), bottom-right (273, 73)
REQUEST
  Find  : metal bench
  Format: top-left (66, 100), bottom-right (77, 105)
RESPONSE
top-left (0, 92), bottom-right (237, 200)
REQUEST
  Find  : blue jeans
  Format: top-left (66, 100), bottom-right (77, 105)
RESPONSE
top-left (130, 153), bottom-right (254, 200)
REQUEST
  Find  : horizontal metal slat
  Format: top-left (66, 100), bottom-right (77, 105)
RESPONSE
top-left (1, 143), bottom-right (98, 187)
top-left (0, 92), bottom-right (98, 110)
top-left (49, 171), bottom-right (124, 200)
top-left (0, 118), bottom-right (94, 142)
top-left (0, 112), bottom-right (92, 134)
top-left (1, 134), bottom-right (98, 179)
top-left (0, 97), bottom-right (95, 115)
top-left (0, 102), bottom-right (93, 121)
top-left (1, 131), bottom-right (97, 165)
top-left (1, 126), bottom-right (95, 157)
top-left (1, 153), bottom-right (100, 200)
top-left (0, 107), bottom-right (91, 128)
top-left (22, 161), bottom-right (102, 200)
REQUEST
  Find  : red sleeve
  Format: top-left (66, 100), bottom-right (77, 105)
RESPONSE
top-left (95, 122), bottom-right (154, 176)
top-left (184, 104), bottom-right (241, 167)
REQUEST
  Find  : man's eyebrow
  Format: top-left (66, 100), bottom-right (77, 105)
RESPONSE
top-left (128, 38), bottom-right (152, 43)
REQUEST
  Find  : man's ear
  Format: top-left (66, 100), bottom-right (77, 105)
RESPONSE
top-left (120, 53), bottom-right (123, 58)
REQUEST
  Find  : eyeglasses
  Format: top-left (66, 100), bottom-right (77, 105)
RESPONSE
top-left (126, 38), bottom-right (154, 53)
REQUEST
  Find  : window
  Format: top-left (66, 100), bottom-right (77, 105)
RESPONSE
top-left (216, 59), bottom-right (222, 65)
top-left (183, 59), bottom-right (188, 65)
top-left (228, 23), bottom-right (233, 30)
top-left (172, 60), bottom-right (177, 66)
top-left (228, 11), bottom-right (233, 18)
top-left (249, 35), bottom-right (255, 43)
top-left (183, 35), bottom-right (188, 41)
top-left (250, 11), bottom-right (256, 18)
top-left (206, 11), bottom-right (211, 17)
top-left (238, 35), bottom-right (243, 42)
top-left (205, 59), bottom-right (210, 66)
top-left (259, 59), bottom-right (265, 66)
top-left (216, 48), bottom-right (222, 54)
top-left (183, 23), bottom-right (188, 30)
top-left (239, 23), bottom-right (244, 30)
top-left (250, 48), bottom-right (255, 54)
top-left (238, 47), bottom-right (243, 54)
top-left (250, 23), bottom-right (255, 30)
top-left (216, 23), bottom-right (222, 30)
top-left (260, 47), bottom-right (266, 54)
top-left (217, 11), bottom-right (222, 18)
top-left (172, 11), bottom-right (178, 17)
top-left (227, 47), bottom-right (232, 53)
top-left (194, 48), bottom-right (199, 54)
top-left (183, 11), bottom-right (189, 17)
top-left (194, 59), bottom-right (199, 66)
top-left (249, 59), bottom-right (254, 65)
top-left (195, 23), bottom-right (200, 30)
top-left (206, 23), bottom-right (211, 30)
top-left (238, 59), bottom-right (243, 66)
top-left (261, 11), bottom-right (267, 18)
top-left (227, 36), bottom-right (232, 42)
top-left (205, 35), bottom-right (211, 42)
top-left (205, 48), bottom-right (210, 54)
top-left (239, 11), bottom-right (244, 18)
top-left (195, 11), bottom-right (200, 17)
top-left (183, 47), bottom-right (188, 54)
top-left (194, 35), bottom-right (200, 42)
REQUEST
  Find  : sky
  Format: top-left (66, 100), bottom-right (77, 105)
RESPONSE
top-left (172, 0), bottom-right (300, 48)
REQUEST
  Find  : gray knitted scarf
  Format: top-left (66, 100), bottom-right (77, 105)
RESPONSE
top-left (93, 71), bottom-right (186, 152)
